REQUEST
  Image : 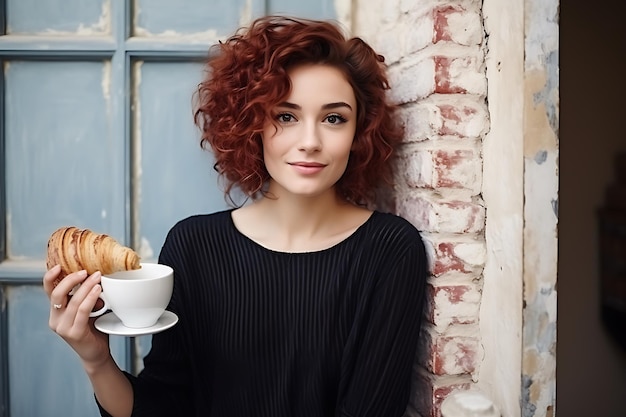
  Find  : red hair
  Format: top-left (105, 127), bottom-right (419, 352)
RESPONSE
top-left (194, 16), bottom-right (403, 205)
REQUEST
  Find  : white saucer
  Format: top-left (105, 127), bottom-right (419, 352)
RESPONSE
top-left (94, 311), bottom-right (179, 337)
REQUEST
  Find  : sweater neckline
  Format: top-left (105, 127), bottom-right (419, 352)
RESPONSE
top-left (227, 209), bottom-right (378, 255)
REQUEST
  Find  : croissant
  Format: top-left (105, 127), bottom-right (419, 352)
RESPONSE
top-left (46, 226), bottom-right (141, 286)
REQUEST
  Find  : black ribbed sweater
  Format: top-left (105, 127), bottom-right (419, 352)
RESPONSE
top-left (98, 209), bottom-right (427, 417)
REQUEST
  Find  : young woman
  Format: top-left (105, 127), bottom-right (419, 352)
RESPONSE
top-left (44, 16), bottom-right (428, 417)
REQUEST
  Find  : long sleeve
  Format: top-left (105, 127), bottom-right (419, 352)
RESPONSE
top-left (337, 235), bottom-right (427, 417)
top-left (98, 225), bottom-right (195, 417)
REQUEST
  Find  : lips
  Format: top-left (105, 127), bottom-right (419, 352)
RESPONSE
top-left (289, 162), bottom-right (326, 167)
top-left (288, 161), bottom-right (327, 175)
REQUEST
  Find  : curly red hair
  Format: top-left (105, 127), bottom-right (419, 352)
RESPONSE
top-left (194, 16), bottom-right (403, 205)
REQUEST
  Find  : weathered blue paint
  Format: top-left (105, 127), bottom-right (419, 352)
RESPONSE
top-left (134, 61), bottom-right (228, 260)
top-left (134, 0), bottom-right (263, 36)
top-left (6, 285), bottom-right (127, 417)
top-left (6, 0), bottom-right (107, 35)
top-left (5, 60), bottom-right (126, 259)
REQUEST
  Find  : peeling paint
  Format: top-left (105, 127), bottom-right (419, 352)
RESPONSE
top-left (133, 27), bottom-right (220, 42)
top-left (132, 2), bottom-right (219, 42)
top-left (40, 0), bottom-right (111, 36)
top-left (534, 150), bottom-right (547, 164)
top-left (522, 0), bottom-right (559, 416)
top-left (521, 375), bottom-right (538, 417)
top-left (101, 61), bottom-right (112, 107)
top-left (532, 51), bottom-right (558, 134)
top-left (132, 61), bottom-right (143, 251)
top-left (524, 69), bottom-right (557, 157)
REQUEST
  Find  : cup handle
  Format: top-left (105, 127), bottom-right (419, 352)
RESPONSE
top-left (89, 293), bottom-right (109, 318)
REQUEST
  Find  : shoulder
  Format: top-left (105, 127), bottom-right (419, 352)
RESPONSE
top-left (365, 211), bottom-right (425, 248)
top-left (164, 209), bottom-right (235, 244)
top-left (158, 209), bottom-right (239, 268)
top-left (367, 211), bottom-right (428, 266)
top-left (358, 212), bottom-right (429, 291)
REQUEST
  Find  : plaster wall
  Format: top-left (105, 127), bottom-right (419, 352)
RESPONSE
top-left (480, 1), bottom-right (524, 416)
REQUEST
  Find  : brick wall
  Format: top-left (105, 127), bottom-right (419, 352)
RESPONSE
top-left (355, 1), bottom-right (489, 416)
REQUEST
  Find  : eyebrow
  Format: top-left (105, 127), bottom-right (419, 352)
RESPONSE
top-left (277, 101), bottom-right (353, 111)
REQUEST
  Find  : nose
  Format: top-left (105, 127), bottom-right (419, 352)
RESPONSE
top-left (298, 121), bottom-right (322, 152)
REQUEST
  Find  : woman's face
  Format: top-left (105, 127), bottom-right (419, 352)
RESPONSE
top-left (262, 64), bottom-right (357, 200)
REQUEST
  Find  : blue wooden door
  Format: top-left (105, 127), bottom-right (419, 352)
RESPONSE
top-left (0, 1), bottom-right (339, 416)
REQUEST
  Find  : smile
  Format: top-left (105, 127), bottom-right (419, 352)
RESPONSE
top-left (288, 162), bottom-right (327, 174)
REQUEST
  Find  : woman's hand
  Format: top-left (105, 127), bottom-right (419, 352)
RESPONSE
top-left (43, 265), bottom-right (111, 368)
top-left (44, 265), bottom-right (135, 416)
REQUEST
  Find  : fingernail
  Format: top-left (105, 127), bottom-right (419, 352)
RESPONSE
top-left (78, 270), bottom-right (88, 277)
top-left (91, 284), bottom-right (101, 293)
top-left (92, 271), bottom-right (101, 280)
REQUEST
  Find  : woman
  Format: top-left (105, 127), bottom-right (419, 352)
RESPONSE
top-left (44, 16), bottom-right (428, 417)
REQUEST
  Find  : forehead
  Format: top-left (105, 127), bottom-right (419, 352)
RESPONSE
top-left (284, 64), bottom-right (356, 106)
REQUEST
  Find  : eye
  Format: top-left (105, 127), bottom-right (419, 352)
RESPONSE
top-left (324, 113), bottom-right (348, 125)
top-left (276, 112), bottom-right (296, 123)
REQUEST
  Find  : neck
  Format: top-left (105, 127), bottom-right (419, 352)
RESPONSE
top-left (256, 188), bottom-right (346, 236)
top-left (233, 185), bottom-right (371, 253)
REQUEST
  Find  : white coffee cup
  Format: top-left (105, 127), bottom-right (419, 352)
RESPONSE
top-left (90, 263), bottom-right (174, 328)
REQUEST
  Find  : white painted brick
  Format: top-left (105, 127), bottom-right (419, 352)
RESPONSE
top-left (395, 194), bottom-right (437, 232)
top-left (434, 99), bottom-right (490, 138)
top-left (405, 9), bottom-right (435, 54)
top-left (399, 103), bottom-right (438, 142)
top-left (368, 0), bottom-right (400, 25)
top-left (400, 0), bottom-right (437, 16)
top-left (374, 27), bottom-right (405, 64)
top-left (435, 201), bottom-right (485, 234)
top-left (395, 194), bottom-right (484, 234)
top-left (444, 8), bottom-right (483, 46)
top-left (398, 149), bottom-right (434, 188)
top-left (389, 58), bottom-right (436, 104)
top-left (433, 149), bottom-right (482, 193)
top-left (419, 325), bottom-right (482, 375)
top-left (427, 282), bottom-right (482, 329)
top-left (435, 54), bottom-right (487, 96)
top-left (453, 241), bottom-right (486, 266)
top-left (447, 55), bottom-right (486, 94)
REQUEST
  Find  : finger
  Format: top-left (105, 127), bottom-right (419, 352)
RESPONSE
top-left (66, 272), bottom-right (101, 310)
top-left (51, 272), bottom-right (101, 334)
top-left (42, 264), bottom-right (62, 296)
top-left (64, 272), bottom-right (102, 322)
top-left (49, 270), bottom-right (88, 309)
top-left (73, 284), bottom-right (103, 329)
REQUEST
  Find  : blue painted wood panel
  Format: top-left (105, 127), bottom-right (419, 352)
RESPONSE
top-left (6, 0), bottom-right (109, 35)
top-left (4, 60), bottom-right (127, 259)
top-left (133, 61), bottom-right (229, 261)
top-left (6, 285), bottom-right (127, 417)
top-left (133, 0), bottom-right (264, 36)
